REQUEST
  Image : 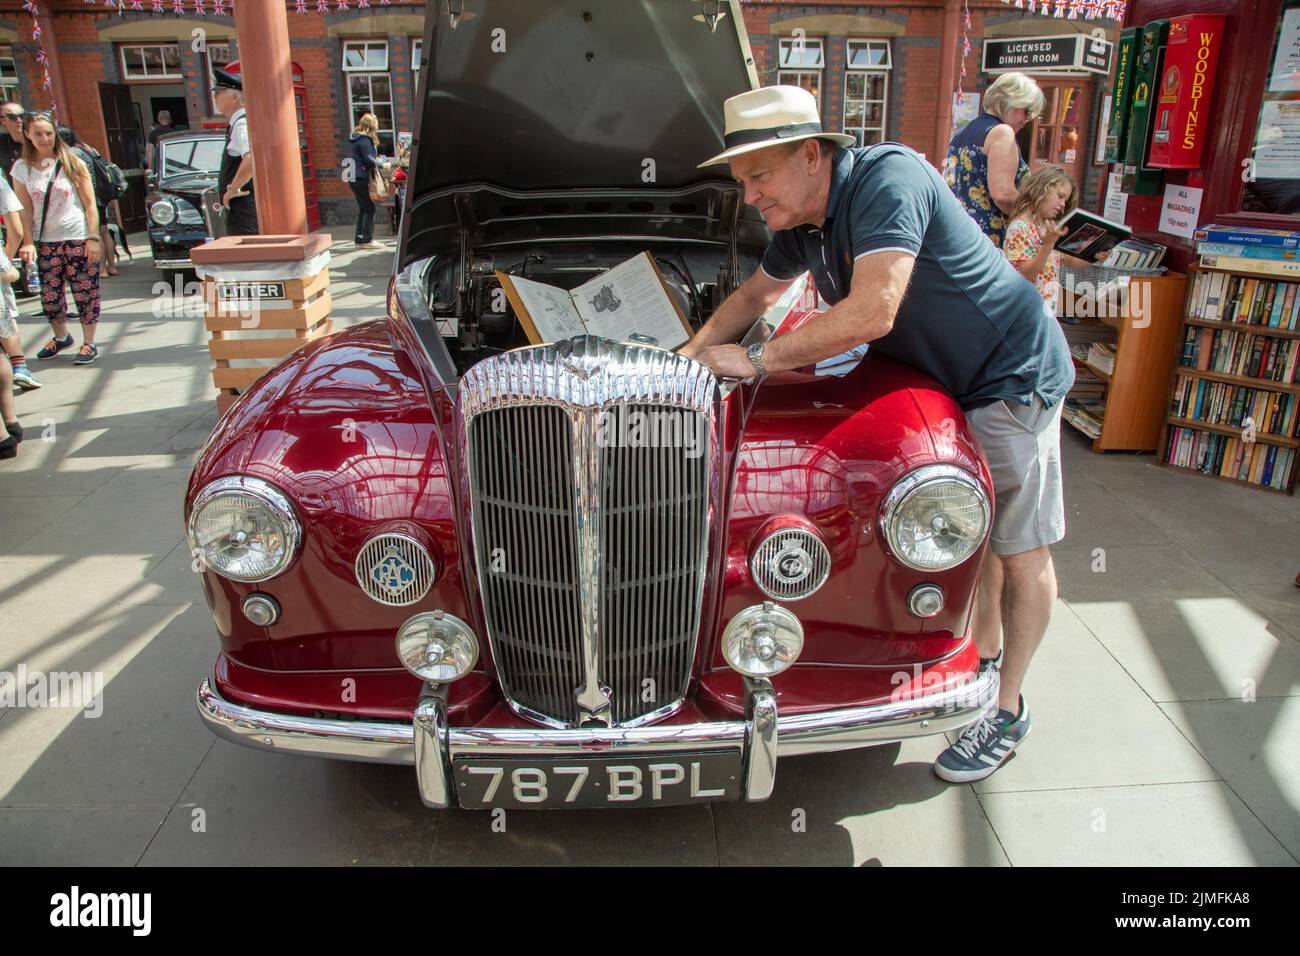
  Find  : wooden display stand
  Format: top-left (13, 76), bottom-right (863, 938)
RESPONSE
top-left (1157, 263), bottom-right (1299, 495)
top-left (1060, 272), bottom-right (1188, 451)
top-left (191, 234), bottom-right (333, 416)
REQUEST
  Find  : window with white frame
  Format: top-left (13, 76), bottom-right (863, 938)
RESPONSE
top-left (843, 39), bottom-right (891, 147)
top-left (120, 43), bottom-right (183, 80)
top-left (0, 46), bottom-right (18, 104)
top-left (205, 41), bottom-right (235, 114)
top-left (777, 36), bottom-right (824, 107)
top-left (343, 39), bottom-right (394, 151)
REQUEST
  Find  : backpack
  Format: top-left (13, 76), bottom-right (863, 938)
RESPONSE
top-left (74, 147), bottom-right (126, 204)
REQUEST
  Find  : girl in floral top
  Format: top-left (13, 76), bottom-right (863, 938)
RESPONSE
top-left (1002, 165), bottom-right (1100, 318)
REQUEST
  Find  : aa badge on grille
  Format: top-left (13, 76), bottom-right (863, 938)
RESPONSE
top-left (355, 533), bottom-right (435, 606)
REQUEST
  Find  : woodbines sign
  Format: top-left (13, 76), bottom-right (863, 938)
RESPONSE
top-left (1147, 14), bottom-right (1227, 169)
top-left (983, 34), bottom-right (1114, 76)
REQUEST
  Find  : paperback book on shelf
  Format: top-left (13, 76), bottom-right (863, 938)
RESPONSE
top-left (1107, 237), bottom-right (1167, 269)
top-left (1085, 341), bottom-right (1117, 375)
top-left (1185, 271), bottom-right (1300, 331)
top-left (1056, 208), bottom-right (1132, 263)
top-left (1170, 373), bottom-right (1299, 437)
top-left (1180, 324), bottom-right (1300, 384)
top-left (1063, 399), bottom-right (1106, 439)
top-left (1166, 425), bottom-right (1295, 491)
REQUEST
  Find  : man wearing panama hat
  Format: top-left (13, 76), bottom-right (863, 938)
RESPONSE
top-left (681, 85), bottom-right (1075, 785)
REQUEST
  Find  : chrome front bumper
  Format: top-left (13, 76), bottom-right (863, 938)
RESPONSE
top-left (196, 668), bottom-right (997, 808)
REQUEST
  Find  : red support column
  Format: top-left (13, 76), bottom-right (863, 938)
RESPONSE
top-left (33, 2), bottom-right (70, 121)
top-left (934, 0), bottom-right (961, 165)
top-left (232, 0), bottom-right (308, 235)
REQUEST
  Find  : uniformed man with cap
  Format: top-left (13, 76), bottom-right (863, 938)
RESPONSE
top-left (211, 67), bottom-right (259, 236)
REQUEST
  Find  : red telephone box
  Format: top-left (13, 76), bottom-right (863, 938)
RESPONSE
top-left (223, 60), bottom-right (322, 230)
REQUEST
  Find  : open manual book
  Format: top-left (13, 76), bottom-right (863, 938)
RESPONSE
top-left (496, 252), bottom-right (694, 350)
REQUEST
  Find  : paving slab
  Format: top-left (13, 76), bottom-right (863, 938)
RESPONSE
top-left (1056, 545), bottom-right (1300, 702)
top-left (0, 604), bottom-right (214, 808)
top-left (430, 801), bottom-right (718, 866)
top-left (713, 739), bottom-right (1008, 866)
top-left (139, 742), bottom-right (441, 867)
top-left (980, 782), bottom-right (1296, 866)
top-left (1055, 470), bottom-right (1170, 551)
top-left (0, 807), bottom-right (169, 866)
top-left (1160, 697), bottom-right (1300, 861)
top-left (1233, 584), bottom-right (1300, 645)
top-left (0, 497), bottom-right (84, 555)
top-left (14, 465), bottom-right (194, 560)
top-left (970, 600), bottom-right (1218, 794)
top-left (1097, 479), bottom-right (1300, 587)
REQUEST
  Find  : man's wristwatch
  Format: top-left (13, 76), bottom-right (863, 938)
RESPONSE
top-left (745, 342), bottom-right (767, 376)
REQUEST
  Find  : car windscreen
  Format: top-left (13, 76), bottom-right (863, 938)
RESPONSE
top-left (160, 138), bottom-right (224, 180)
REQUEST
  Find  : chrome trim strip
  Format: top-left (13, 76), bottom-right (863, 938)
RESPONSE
top-left (743, 678), bottom-right (778, 802)
top-left (196, 665), bottom-right (998, 798)
top-left (413, 689), bottom-right (450, 809)
top-left (196, 678), bottom-right (413, 764)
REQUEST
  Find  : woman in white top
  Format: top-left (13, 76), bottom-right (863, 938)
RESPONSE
top-left (10, 110), bottom-right (102, 365)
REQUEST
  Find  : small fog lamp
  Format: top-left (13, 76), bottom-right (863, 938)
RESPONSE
top-left (396, 610), bottom-right (478, 683)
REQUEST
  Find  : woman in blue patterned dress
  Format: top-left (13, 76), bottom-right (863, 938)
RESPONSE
top-left (944, 72), bottom-right (1044, 248)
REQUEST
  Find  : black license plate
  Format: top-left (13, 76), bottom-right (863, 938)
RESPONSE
top-left (452, 751), bottom-right (743, 809)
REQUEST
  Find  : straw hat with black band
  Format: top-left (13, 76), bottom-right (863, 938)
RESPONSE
top-left (698, 86), bottom-right (855, 168)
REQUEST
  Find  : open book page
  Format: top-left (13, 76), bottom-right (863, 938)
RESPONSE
top-left (572, 252), bottom-right (691, 350)
top-left (497, 273), bottom-right (587, 344)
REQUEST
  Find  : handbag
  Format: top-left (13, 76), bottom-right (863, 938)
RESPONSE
top-left (368, 165), bottom-right (393, 202)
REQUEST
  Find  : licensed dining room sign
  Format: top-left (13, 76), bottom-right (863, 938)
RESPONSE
top-left (983, 34), bottom-right (1114, 76)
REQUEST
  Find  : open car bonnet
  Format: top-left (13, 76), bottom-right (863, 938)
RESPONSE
top-left (401, 0), bottom-right (762, 267)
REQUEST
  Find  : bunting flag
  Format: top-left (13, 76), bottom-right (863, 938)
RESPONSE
top-left (153, 0), bottom-right (164, 11)
top-left (317, 0), bottom-right (330, 11)
top-left (295, 0), bottom-right (308, 12)
top-left (998, 0), bottom-right (1124, 18)
top-left (130, 0), bottom-right (143, 10)
top-left (358, 0), bottom-right (371, 8)
top-left (213, 0), bottom-right (226, 14)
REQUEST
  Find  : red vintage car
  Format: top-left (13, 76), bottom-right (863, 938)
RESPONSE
top-left (186, 0), bottom-right (997, 809)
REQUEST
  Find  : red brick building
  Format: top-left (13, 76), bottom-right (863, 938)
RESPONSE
top-left (0, 1), bottom-right (1126, 228)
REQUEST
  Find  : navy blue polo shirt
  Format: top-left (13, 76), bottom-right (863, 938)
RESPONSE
top-left (760, 144), bottom-right (1073, 410)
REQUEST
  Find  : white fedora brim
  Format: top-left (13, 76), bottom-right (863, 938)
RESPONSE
top-left (698, 131), bottom-right (857, 168)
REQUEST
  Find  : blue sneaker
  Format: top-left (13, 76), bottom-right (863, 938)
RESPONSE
top-left (11, 366), bottom-right (41, 389)
top-left (72, 344), bottom-right (98, 366)
top-left (36, 334), bottom-right (75, 360)
top-left (934, 696), bottom-right (1030, 783)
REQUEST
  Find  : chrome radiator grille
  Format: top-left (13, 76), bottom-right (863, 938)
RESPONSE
top-left (460, 337), bottom-right (717, 728)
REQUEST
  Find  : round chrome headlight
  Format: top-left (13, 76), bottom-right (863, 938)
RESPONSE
top-left (396, 611), bottom-right (479, 683)
top-left (750, 521), bottom-right (831, 602)
top-left (722, 602), bottom-right (804, 678)
top-left (187, 476), bottom-right (301, 582)
top-left (880, 465), bottom-right (989, 571)
top-left (149, 199), bottom-right (177, 226)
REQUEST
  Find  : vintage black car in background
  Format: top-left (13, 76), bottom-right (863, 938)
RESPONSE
top-left (145, 130), bottom-right (226, 273)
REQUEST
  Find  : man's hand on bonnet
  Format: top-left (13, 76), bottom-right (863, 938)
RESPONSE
top-left (694, 344), bottom-right (757, 379)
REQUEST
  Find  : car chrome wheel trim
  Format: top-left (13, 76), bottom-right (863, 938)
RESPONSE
top-left (187, 475), bottom-right (302, 583)
top-left (354, 531), bottom-right (437, 606)
top-left (878, 464), bottom-right (989, 572)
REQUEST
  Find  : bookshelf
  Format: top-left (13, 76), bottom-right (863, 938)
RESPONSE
top-left (1059, 272), bottom-right (1188, 452)
top-left (1157, 263), bottom-right (1300, 495)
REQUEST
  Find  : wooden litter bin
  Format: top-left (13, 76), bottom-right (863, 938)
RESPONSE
top-left (191, 234), bottom-right (333, 416)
